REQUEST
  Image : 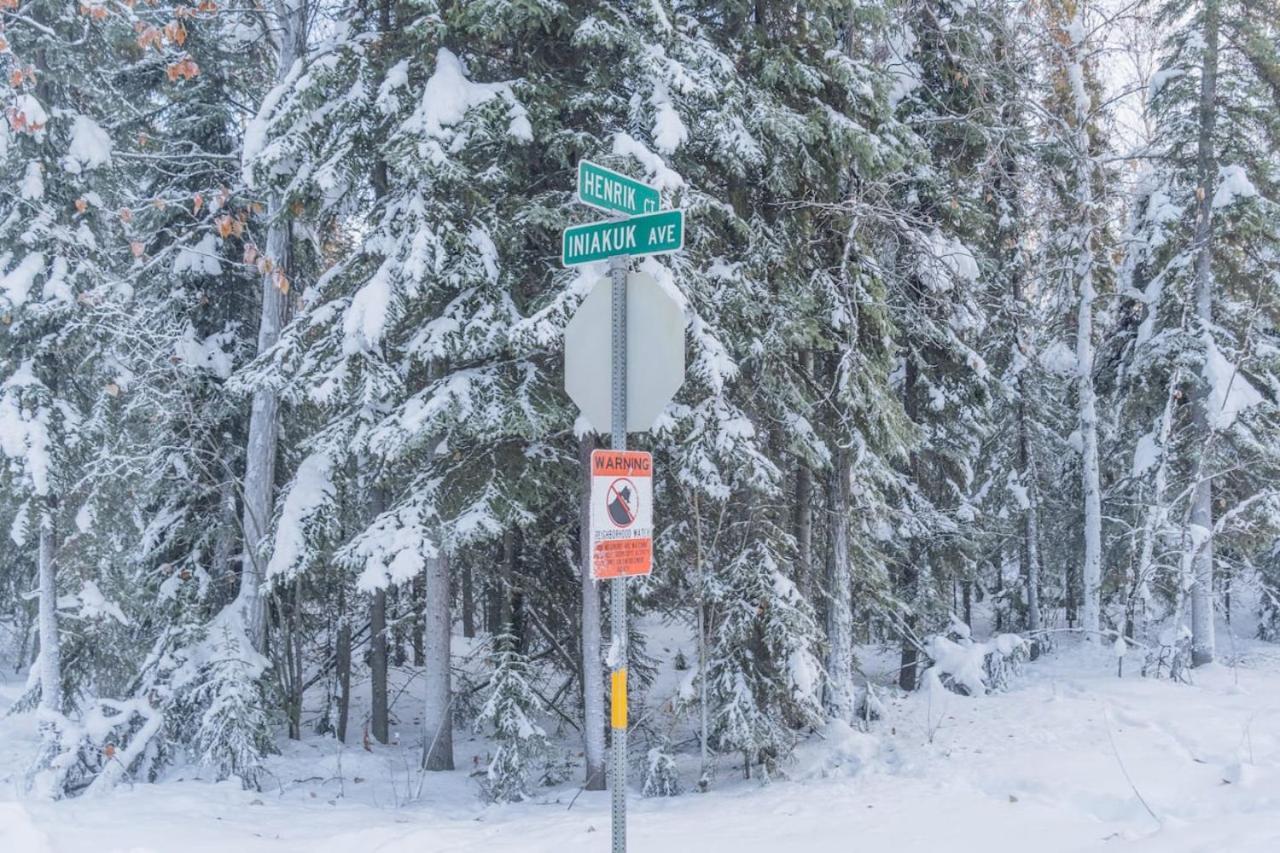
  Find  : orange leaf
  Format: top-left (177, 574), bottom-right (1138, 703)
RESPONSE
top-left (104, 744), bottom-right (116, 759)
top-left (215, 215), bottom-right (234, 238)
top-left (273, 270), bottom-right (289, 294)
top-left (193, 193), bottom-right (204, 214)
top-left (75, 198), bottom-right (88, 214)
top-left (137, 26), bottom-right (162, 50)
top-left (130, 241), bottom-right (145, 258)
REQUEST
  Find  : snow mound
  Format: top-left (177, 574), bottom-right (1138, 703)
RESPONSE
top-left (0, 803), bottom-right (52, 853)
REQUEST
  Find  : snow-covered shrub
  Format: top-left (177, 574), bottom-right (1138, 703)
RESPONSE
top-left (642, 742), bottom-right (681, 797)
top-left (475, 637), bottom-right (547, 803)
top-left (1258, 584), bottom-right (1280, 643)
top-left (921, 626), bottom-right (1029, 696)
top-left (1142, 626), bottom-right (1193, 683)
top-left (697, 540), bottom-right (824, 780)
top-left (28, 699), bottom-right (164, 798)
top-left (856, 683), bottom-right (886, 727)
top-left (160, 608), bottom-right (276, 789)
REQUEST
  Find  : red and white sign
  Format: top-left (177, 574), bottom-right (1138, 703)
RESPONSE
top-left (590, 450), bottom-right (653, 579)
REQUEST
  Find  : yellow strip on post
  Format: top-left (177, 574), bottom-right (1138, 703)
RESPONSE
top-left (611, 668), bottom-right (628, 729)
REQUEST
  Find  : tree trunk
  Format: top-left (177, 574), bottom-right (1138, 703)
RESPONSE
top-left (461, 558), bottom-right (475, 639)
top-left (370, 587), bottom-right (389, 744)
top-left (422, 553), bottom-right (453, 770)
top-left (1017, 386), bottom-right (1043, 634)
top-left (37, 511), bottom-right (61, 717)
top-left (500, 529), bottom-right (515, 636)
top-left (412, 572), bottom-right (425, 667)
top-left (336, 594), bottom-right (352, 744)
top-left (1189, 0), bottom-right (1220, 668)
top-left (899, 353), bottom-right (921, 692)
top-left (1068, 10), bottom-right (1103, 643)
top-left (578, 435), bottom-right (606, 790)
top-left (210, 478), bottom-right (238, 607)
top-left (825, 446), bottom-right (855, 716)
top-left (235, 2), bottom-right (307, 652)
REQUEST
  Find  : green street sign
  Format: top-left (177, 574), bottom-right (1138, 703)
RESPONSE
top-left (577, 160), bottom-right (660, 217)
top-left (562, 209), bottom-right (684, 267)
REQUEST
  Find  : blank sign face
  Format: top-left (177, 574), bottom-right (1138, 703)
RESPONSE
top-left (564, 271), bottom-right (686, 435)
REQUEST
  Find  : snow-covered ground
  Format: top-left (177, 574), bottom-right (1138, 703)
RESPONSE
top-left (2, 634), bottom-right (1279, 853)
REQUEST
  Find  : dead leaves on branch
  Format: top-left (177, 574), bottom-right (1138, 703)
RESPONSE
top-left (165, 56), bottom-right (200, 82)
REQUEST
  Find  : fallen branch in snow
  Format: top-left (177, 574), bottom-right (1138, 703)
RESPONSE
top-left (1102, 706), bottom-right (1161, 826)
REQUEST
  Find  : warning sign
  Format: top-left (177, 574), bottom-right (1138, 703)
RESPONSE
top-left (590, 450), bottom-right (653, 579)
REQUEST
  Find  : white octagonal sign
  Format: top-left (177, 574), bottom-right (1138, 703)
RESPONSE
top-left (564, 271), bottom-right (686, 435)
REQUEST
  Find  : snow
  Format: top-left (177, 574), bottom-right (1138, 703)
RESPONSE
top-left (20, 161), bottom-right (43, 200)
top-left (376, 59), bottom-right (410, 115)
top-left (71, 580), bottom-right (129, 625)
top-left (885, 24), bottom-right (920, 107)
top-left (1, 252), bottom-right (45, 309)
top-left (612, 132), bottom-right (685, 191)
top-left (11, 94), bottom-right (48, 132)
top-left (0, 361), bottom-right (51, 495)
top-left (1202, 337), bottom-right (1263, 430)
top-left (175, 324), bottom-right (235, 378)
top-left (266, 450), bottom-right (334, 580)
top-left (915, 231), bottom-right (979, 293)
top-left (411, 48), bottom-right (530, 146)
top-left (4, 636), bottom-right (1280, 851)
top-left (1212, 164), bottom-right (1258, 209)
top-left (1148, 68), bottom-right (1184, 99)
top-left (63, 115), bottom-right (113, 173)
top-left (173, 233), bottom-right (224, 277)
top-left (650, 82), bottom-right (687, 154)
top-left (342, 265), bottom-right (393, 353)
top-left (1132, 429), bottom-right (1159, 476)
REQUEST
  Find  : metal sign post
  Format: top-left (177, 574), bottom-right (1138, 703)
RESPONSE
top-left (608, 254), bottom-right (628, 853)
top-left (563, 160), bottom-right (685, 853)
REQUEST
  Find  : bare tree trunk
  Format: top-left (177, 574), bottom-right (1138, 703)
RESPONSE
top-left (825, 445), bottom-right (855, 716)
top-left (899, 354), bottom-right (921, 691)
top-left (1018, 387), bottom-right (1043, 634)
top-left (1066, 7), bottom-right (1103, 642)
top-left (370, 587), bottom-right (389, 744)
top-left (791, 349), bottom-right (816, 600)
top-left (1189, 0), bottom-right (1220, 667)
top-left (15, 595), bottom-right (36, 675)
top-left (461, 559), bottom-right (475, 639)
top-left (235, 2), bottom-right (307, 652)
top-left (210, 479), bottom-right (238, 607)
top-left (578, 435), bottom-right (606, 790)
top-left (500, 529), bottom-right (515, 635)
top-left (412, 572), bottom-right (425, 666)
top-left (422, 553), bottom-right (453, 770)
top-left (37, 512), bottom-right (61, 717)
top-left (336, 591), bottom-right (352, 744)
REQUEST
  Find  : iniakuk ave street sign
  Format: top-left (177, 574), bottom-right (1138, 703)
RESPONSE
top-left (561, 209), bottom-right (684, 267)
top-left (578, 160), bottom-right (660, 217)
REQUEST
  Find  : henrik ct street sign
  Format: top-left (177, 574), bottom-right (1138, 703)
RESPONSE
top-left (578, 160), bottom-right (661, 217)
